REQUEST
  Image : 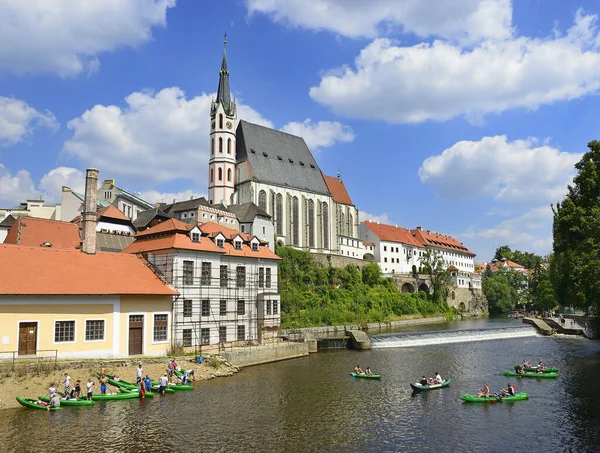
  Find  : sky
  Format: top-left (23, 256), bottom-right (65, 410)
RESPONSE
top-left (1, 0), bottom-right (599, 262)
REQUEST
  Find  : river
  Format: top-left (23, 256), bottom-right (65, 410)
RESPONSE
top-left (2, 318), bottom-right (599, 453)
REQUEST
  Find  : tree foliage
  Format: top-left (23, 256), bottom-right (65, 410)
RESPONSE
top-left (552, 140), bottom-right (600, 315)
top-left (419, 249), bottom-right (452, 306)
top-left (492, 245), bottom-right (542, 269)
top-left (483, 273), bottom-right (518, 314)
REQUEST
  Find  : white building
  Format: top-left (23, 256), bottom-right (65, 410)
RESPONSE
top-left (1, 199), bottom-right (61, 224)
top-left (123, 218), bottom-right (281, 348)
top-left (97, 179), bottom-right (155, 221)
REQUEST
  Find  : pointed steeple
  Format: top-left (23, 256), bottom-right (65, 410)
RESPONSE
top-left (216, 33), bottom-right (232, 113)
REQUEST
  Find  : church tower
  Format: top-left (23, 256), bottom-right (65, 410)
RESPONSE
top-left (208, 35), bottom-right (237, 206)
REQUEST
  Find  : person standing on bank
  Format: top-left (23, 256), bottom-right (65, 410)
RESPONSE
top-left (136, 363), bottom-right (143, 384)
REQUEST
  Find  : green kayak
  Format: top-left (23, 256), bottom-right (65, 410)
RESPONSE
top-left (461, 392), bottom-right (528, 403)
top-left (514, 365), bottom-right (559, 373)
top-left (100, 373), bottom-right (138, 390)
top-left (119, 387), bottom-right (155, 397)
top-left (350, 372), bottom-right (381, 379)
top-left (38, 396), bottom-right (95, 407)
top-left (504, 371), bottom-right (558, 378)
top-left (151, 381), bottom-right (194, 391)
top-left (87, 392), bottom-right (140, 401)
top-left (150, 384), bottom-right (176, 394)
top-left (410, 379), bottom-right (451, 391)
top-left (16, 396), bottom-right (62, 410)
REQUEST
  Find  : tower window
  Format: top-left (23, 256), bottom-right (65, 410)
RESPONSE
top-left (211, 138), bottom-right (214, 155)
top-left (210, 168), bottom-right (214, 183)
top-left (218, 167), bottom-right (223, 181)
top-left (227, 138), bottom-right (232, 154)
top-left (227, 168), bottom-right (232, 182)
top-left (219, 113), bottom-right (223, 129)
top-left (219, 137), bottom-right (223, 153)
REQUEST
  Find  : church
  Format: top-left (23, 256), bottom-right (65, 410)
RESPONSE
top-left (208, 38), bottom-right (363, 257)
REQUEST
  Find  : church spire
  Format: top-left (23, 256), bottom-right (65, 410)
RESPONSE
top-left (216, 33), bottom-right (232, 111)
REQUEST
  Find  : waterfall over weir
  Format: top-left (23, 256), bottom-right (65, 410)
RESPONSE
top-left (370, 325), bottom-right (539, 349)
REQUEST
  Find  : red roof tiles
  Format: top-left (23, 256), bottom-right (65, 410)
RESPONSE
top-left (98, 205), bottom-right (130, 221)
top-left (323, 175), bottom-right (354, 205)
top-left (410, 228), bottom-right (475, 256)
top-left (363, 221), bottom-right (423, 248)
top-left (4, 217), bottom-right (81, 249)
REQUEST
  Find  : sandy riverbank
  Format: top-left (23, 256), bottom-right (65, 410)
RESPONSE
top-left (0, 355), bottom-right (240, 411)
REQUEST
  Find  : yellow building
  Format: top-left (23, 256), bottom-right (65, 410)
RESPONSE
top-left (0, 244), bottom-right (178, 358)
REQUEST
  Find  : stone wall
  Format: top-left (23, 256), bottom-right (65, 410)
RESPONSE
top-left (311, 253), bottom-right (367, 270)
top-left (220, 341), bottom-right (309, 367)
top-left (447, 288), bottom-right (488, 314)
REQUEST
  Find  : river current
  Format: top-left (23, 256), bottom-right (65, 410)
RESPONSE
top-left (2, 318), bottom-right (599, 453)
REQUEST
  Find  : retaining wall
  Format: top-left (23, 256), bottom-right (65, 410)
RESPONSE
top-left (221, 341), bottom-right (309, 367)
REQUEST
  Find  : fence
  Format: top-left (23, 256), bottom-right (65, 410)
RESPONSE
top-left (0, 350), bottom-right (58, 373)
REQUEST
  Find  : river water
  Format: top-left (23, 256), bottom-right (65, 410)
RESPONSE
top-left (2, 318), bottom-right (599, 453)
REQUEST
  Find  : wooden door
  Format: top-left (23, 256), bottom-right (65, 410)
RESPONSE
top-left (128, 315), bottom-right (143, 355)
top-left (18, 322), bottom-right (37, 355)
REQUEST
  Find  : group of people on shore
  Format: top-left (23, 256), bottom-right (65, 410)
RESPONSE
top-left (45, 373), bottom-right (93, 410)
top-left (353, 365), bottom-right (374, 376)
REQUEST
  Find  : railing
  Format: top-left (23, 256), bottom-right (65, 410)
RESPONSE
top-left (0, 349), bottom-right (58, 372)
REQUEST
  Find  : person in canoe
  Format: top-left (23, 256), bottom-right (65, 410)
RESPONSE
top-left (536, 358), bottom-right (547, 373)
top-left (501, 383), bottom-right (516, 397)
top-left (365, 367), bottom-right (373, 376)
top-left (419, 376), bottom-right (429, 386)
top-left (516, 363), bottom-right (525, 374)
top-left (434, 372), bottom-right (443, 384)
top-left (47, 394), bottom-right (61, 411)
top-left (477, 383), bottom-right (490, 398)
top-left (354, 365), bottom-right (364, 375)
top-left (74, 380), bottom-right (81, 399)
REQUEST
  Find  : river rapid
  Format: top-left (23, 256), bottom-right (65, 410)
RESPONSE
top-left (2, 318), bottom-right (599, 453)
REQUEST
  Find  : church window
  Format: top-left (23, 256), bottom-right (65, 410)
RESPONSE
top-left (348, 213), bottom-right (353, 236)
top-left (276, 194), bottom-right (283, 236)
top-left (227, 168), bottom-right (232, 182)
top-left (218, 167), bottom-right (223, 181)
top-left (227, 138), bottom-right (232, 154)
top-left (292, 196), bottom-right (299, 246)
top-left (340, 211), bottom-right (345, 237)
top-left (307, 199), bottom-right (315, 248)
top-left (211, 138), bottom-right (214, 155)
top-left (322, 202), bottom-right (329, 249)
top-left (219, 114), bottom-right (223, 129)
top-left (210, 168), bottom-right (214, 183)
top-left (258, 190), bottom-right (267, 211)
top-left (219, 137), bottom-right (223, 153)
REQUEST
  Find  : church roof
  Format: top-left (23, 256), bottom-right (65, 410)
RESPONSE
top-left (214, 38), bottom-right (235, 116)
top-left (228, 202), bottom-right (271, 223)
top-left (323, 175), bottom-right (354, 205)
top-left (236, 120), bottom-right (330, 196)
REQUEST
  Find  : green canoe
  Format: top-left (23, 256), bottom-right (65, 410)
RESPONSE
top-left (514, 365), bottom-right (559, 373)
top-left (99, 374), bottom-right (138, 390)
top-left (504, 371), bottom-right (558, 378)
top-left (350, 372), bottom-right (381, 379)
top-left (150, 384), bottom-right (176, 394)
top-left (38, 396), bottom-right (95, 407)
top-left (16, 396), bottom-right (62, 410)
top-left (119, 387), bottom-right (155, 397)
top-left (410, 379), bottom-right (451, 391)
top-left (87, 392), bottom-right (140, 401)
top-left (461, 392), bottom-right (529, 403)
top-left (151, 381), bottom-right (194, 391)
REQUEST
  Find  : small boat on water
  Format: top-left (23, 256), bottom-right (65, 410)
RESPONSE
top-left (100, 373), bottom-right (138, 390)
top-left (88, 392), bottom-right (140, 401)
top-left (16, 396), bottom-right (62, 410)
top-left (514, 365), bottom-right (559, 373)
top-left (461, 392), bottom-right (528, 403)
top-left (410, 379), bottom-right (451, 392)
top-left (504, 371), bottom-right (558, 379)
top-left (151, 381), bottom-right (194, 391)
top-left (350, 372), bottom-right (381, 379)
top-left (150, 384), bottom-right (176, 394)
top-left (119, 387), bottom-right (155, 397)
top-left (38, 396), bottom-right (95, 407)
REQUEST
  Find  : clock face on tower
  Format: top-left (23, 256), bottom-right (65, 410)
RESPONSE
top-left (226, 121), bottom-right (233, 129)
top-left (211, 122), bottom-right (215, 130)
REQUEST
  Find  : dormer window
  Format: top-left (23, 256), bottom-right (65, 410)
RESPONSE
top-left (252, 243), bottom-right (259, 252)
top-left (234, 241), bottom-right (242, 250)
top-left (191, 233), bottom-right (200, 243)
top-left (217, 239), bottom-right (224, 248)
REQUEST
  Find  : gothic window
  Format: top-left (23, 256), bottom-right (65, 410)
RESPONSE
top-left (340, 211), bottom-right (345, 237)
top-left (258, 190), bottom-right (267, 211)
top-left (219, 114), bottom-right (223, 129)
top-left (348, 213), bottom-right (353, 237)
top-left (227, 168), bottom-right (232, 182)
top-left (219, 137), bottom-right (223, 153)
top-left (211, 138), bottom-right (214, 155)
top-left (210, 168), bottom-right (214, 183)
top-left (323, 202), bottom-right (329, 249)
top-left (218, 167), bottom-right (223, 181)
top-left (292, 196), bottom-right (299, 246)
top-left (307, 199), bottom-right (315, 248)
top-left (227, 138), bottom-right (232, 154)
top-left (276, 193), bottom-right (283, 236)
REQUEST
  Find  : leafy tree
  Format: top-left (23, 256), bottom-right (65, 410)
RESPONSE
top-left (493, 245), bottom-right (513, 261)
top-left (419, 249), bottom-right (452, 305)
top-left (552, 140), bottom-right (600, 315)
top-left (362, 263), bottom-right (382, 287)
top-left (511, 250), bottom-right (541, 269)
top-left (483, 273), bottom-right (518, 314)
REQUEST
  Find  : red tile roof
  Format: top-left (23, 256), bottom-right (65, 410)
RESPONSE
top-left (134, 218), bottom-right (193, 238)
top-left (4, 217), bottom-right (81, 249)
top-left (323, 175), bottom-right (354, 205)
top-left (199, 221), bottom-right (254, 242)
top-left (200, 222), bottom-right (280, 260)
top-left (123, 233), bottom-right (224, 254)
top-left (363, 221), bottom-right (423, 248)
top-left (487, 260), bottom-right (526, 272)
top-left (411, 228), bottom-right (475, 256)
top-left (363, 241), bottom-right (374, 246)
top-left (98, 205), bottom-right (130, 221)
top-left (0, 244), bottom-right (177, 295)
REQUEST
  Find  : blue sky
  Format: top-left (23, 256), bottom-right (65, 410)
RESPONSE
top-left (1, 0), bottom-right (599, 261)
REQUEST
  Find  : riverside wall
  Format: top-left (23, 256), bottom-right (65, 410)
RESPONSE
top-left (221, 341), bottom-right (309, 367)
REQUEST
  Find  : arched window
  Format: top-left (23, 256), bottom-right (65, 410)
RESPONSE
top-left (211, 138), bottom-right (214, 155)
top-left (292, 196), bottom-right (299, 246)
top-left (276, 193), bottom-right (283, 236)
top-left (258, 190), bottom-right (267, 211)
top-left (219, 114), bottom-right (223, 129)
top-left (322, 202), bottom-right (329, 249)
top-left (348, 213), bottom-right (353, 237)
top-left (210, 168), bottom-right (214, 183)
top-left (340, 211), bottom-right (345, 237)
top-left (218, 137), bottom-right (223, 153)
top-left (218, 167), bottom-right (223, 181)
top-left (307, 199), bottom-right (315, 248)
top-left (227, 168), bottom-right (232, 182)
top-left (227, 138), bottom-right (232, 154)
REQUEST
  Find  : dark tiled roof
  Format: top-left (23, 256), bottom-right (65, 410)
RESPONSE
top-left (0, 215), bottom-right (17, 228)
top-left (162, 197), bottom-right (211, 215)
top-left (227, 202), bottom-right (271, 223)
top-left (236, 120), bottom-right (330, 195)
top-left (96, 232), bottom-right (135, 252)
top-left (133, 207), bottom-right (172, 229)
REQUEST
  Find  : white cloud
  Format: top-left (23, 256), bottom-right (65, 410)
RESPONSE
top-left (140, 189), bottom-right (206, 205)
top-left (246, 0), bottom-right (512, 42)
top-left (419, 135), bottom-right (580, 205)
top-left (359, 210), bottom-right (390, 224)
top-left (280, 119), bottom-right (355, 150)
top-left (0, 163), bottom-right (37, 206)
top-left (310, 12), bottom-right (600, 124)
top-left (39, 167), bottom-right (85, 203)
top-left (0, 0), bottom-right (175, 76)
top-left (0, 97), bottom-right (58, 146)
top-left (64, 87), bottom-right (273, 188)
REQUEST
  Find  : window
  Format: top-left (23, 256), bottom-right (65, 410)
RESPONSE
top-left (182, 329), bottom-right (192, 347)
top-left (234, 240), bottom-right (242, 250)
top-left (258, 267), bottom-right (264, 288)
top-left (219, 137), bottom-right (223, 153)
top-left (276, 193), bottom-right (283, 236)
top-left (220, 265), bottom-right (228, 287)
top-left (219, 113), bottom-right (223, 129)
top-left (183, 299), bottom-right (192, 318)
top-left (323, 202), bottom-right (329, 249)
top-left (241, 225), bottom-right (245, 233)
top-left (266, 300), bottom-right (272, 315)
top-left (219, 326), bottom-right (227, 342)
top-left (220, 299), bottom-right (227, 316)
top-left (55, 321), bottom-right (75, 342)
top-left (85, 320), bottom-right (104, 341)
top-left (236, 266), bottom-right (246, 287)
top-left (272, 301), bottom-right (278, 315)
top-left (227, 168), bottom-right (232, 182)
top-left (211, 138), bottom-right (214, 155)
top-left (384, 246), bottom-right (387, 251)
top-left (201, 262), bottom-right (211, 286)
top-left (291, 196), bottom-right (299, 246)
top-left (227, 138), bottom-right (232, 154)
top-left (153, 314), bottom-right (168, 342)
top-left (237, 299), bottom-right (245, 315)
top-left (258, 190), bottom-right (267, 211)
top-left (237, 325), bottom-right (245, 341)
top-left (218, 167), bottom-right (223, 181)
top-left (265, 268), bottom-right (271, 288)
top-left (308, 199), bottom-right (315, 248)
top-left (210, 168), bottom-right (214, 183)
top-left (201, 328), bottom-right (210, 345)
top-left (182, 213), bottom-right (187, 219)
top-left (217, 238), bottom-right (224, 248)
top-left (183, 261), bottom-right (194, 285)
top-left (384, 258), bottom-right (387, 263)
top-left (192, 232), bottom-right (200, 242)
top-left (252, 242), bottom-right (259, 252)
top-left (201, 299), bottom-right (210, 317)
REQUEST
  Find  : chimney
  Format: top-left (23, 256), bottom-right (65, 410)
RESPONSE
top-left (82, 168), bottom-right (99, 254)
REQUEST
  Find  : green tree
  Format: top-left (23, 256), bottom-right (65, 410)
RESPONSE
top-left (552, 140), bottom-right (600, 315)
top-left (493, 245), bottom-right (513, 261)
top-left (419, 249), bottom-right (452, 305)
top-left (483, 273), bottom-right (518, 314)
top-left (362, 263), bottom-right (382, 287)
